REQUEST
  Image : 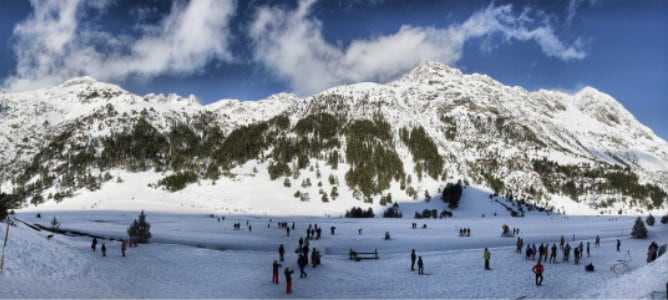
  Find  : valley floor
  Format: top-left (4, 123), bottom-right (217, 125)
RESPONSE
top-left (2, 211), bottom-right (667, 299)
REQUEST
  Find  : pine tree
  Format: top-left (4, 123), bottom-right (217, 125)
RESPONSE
top-left (127, 210), bottom-right (152, 243)
top-left (645, 214), bottom-right (655, 226)
top-left (631, 216), bottom-right (648, 239)
top-left (661, 213), bottom-right (668, 225)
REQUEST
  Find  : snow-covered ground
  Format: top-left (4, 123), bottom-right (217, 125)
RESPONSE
top-left (3, 188), bottom-right (667, 299)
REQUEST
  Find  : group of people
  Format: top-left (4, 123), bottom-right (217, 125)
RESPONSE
top-left (458, 227), bottom-right (471, 237)
top-left (273, 223), bottom-right (330, 294)
top-left (90, 236), bottom-right (132, 257)
top-left (410, 249), bottom-right (425, 274)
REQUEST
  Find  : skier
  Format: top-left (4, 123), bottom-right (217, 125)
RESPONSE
top-left (483, 248), bottom-right (491, 270)
top-left (272, 260), bottom-right (281, 284)
top-left (278, 244), bottom-right (285, 262)
top-left (121, 239), bottom-right (127, 257)
top-left (284, 267), bottom-right (294, 294)
top-left (330, 226), bottom-right (336, 235)
top-left (532, 260), bottom-right (544, 286)
top-left (411, 249), bottom-right (417, 271)
top-left (417, 256), bottom-right (424, 275)
top-left (560, 235), bottom-right (565, 249)
top-left (91, 237), bottom-right (98, 251)
top-left (525, 244), bottom-right (531, 260)
top-left (531, 244), bottom-right (536, 260)
top-left (297, 254), bottom-right (308, 278)
top-left (595, 235), bottom-right (600, 248)
top-left (549, 244), bottom-right (557, 263)
top-left (616, 239), bottom-right (621, 252)
top-left (574, 247), bottom-right (580, 265)
top-left (586, 242), bottom-right (590, 257)
top-left (286, 227), bottom-right (290, 237)
top-left (101, 243), bottom-right (107, 257)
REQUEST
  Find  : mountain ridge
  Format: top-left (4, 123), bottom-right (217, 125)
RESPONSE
top-left (1, 61), bottom-right (666, 215)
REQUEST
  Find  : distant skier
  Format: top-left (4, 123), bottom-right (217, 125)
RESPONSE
top-left (272, 260), bottom-right (281, 284)
top-left (101, 244), bottom-right (107, 257)
top-left (284, 267), bottom-right (294, 294)
top-left (91, 237), bottom-right (98, 251)
top-left (411, 249), bottom-right (417, 271)
top-left (616, 239), bottom-right (621, 252)
top-left (586, 242), bottom-right (590, 258)
top-left (121, 239), bottom-right (127, 257)
top-left (417, 256), bottom-right (424, 275)
top-left (330, 226), bottom-right (336, 235)
top-left (549, 244), bottom-right (557, 263)
top-left (560, 235), bottom-right (565, 249)
top-left (483, 248), bottom-right (491, 270)
top-left (595, 235), bottom-right (600, 248)
top-left (532, 260), bottom-right (544, 286)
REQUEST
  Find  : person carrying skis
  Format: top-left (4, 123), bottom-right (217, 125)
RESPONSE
top-left (417, 256), bottom-right (424, 275)
top-left (278, 244), bottom-right (285, 262)
top-left (91, 237), bottom-right (97, 251)
top-left (272, 260), bottom-right (281, 284)
top-left (483, 248), bottom-right (491, 270)
top-left (121, 239), bottom-right (127, 257)
top-left (411, 249), bottom-right (417, 271)
top-left (532, 260), bottom-right (544, 286)
top-left (284, 267), bottom-right (294, 294)
top-left (101, 243), bottom-right (107, 257)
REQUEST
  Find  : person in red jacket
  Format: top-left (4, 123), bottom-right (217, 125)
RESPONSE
top-left (532, 260), bottom-right (544, 286)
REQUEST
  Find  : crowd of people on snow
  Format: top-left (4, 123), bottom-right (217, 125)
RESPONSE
top-left (69, 212), bottom-right (663, 295)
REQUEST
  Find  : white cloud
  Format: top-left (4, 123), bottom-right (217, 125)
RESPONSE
top-left (5, 0), bottom-right (237, 91)
top-left (249, 1), bottom-right (588, 96)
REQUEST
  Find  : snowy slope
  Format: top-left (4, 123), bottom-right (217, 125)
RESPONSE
top-left (1, 61), bottom-right (667, 216)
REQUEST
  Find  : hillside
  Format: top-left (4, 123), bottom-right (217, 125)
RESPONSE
top-left (0, 61), bottom-right (667, 216)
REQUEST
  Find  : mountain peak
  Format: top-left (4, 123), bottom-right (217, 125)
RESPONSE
top-left (405, 61), bottom-right (463, 81)
top-left (60, 76), bottom-right (99, 88)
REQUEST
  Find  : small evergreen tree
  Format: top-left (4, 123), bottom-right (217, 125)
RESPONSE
top-left (646, 214), bottom-right (655, 226)
top-left (631, 216), bottom-right (648, 239)
top-left (442, 182), bottom-right (463, 209)
top-left (661, 213), bottom-right (668, 224)
top-left (383, 203), bottom-right (402, 218)
top-left (127, 210), bottom-right (152, 243)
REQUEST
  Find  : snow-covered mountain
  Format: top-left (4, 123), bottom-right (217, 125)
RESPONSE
top-left (1, 61), bottom-right (666, 215)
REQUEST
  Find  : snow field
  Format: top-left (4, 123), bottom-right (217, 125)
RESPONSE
top-left (2, 209), bottom-right (666, 298)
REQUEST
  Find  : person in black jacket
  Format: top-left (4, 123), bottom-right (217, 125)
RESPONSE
top-left (278, 244), bottom-right (285, 262)
top-left (297, 254), bottom-right (308, 278)
top-left (101, 244), bottom-right (107, 257)
top-left (417, 256), bottom-right (424, 275)
top-left (284, 267), bottom-right (294, 294)
top-left (410, 249), bottom-right (417, 271)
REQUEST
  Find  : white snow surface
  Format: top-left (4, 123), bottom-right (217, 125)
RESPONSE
top-left (3, 185), bottom-right (667, 299)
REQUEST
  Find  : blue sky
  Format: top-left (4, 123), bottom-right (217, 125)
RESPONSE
top-left (0, 0), bottom-right (666, 140)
